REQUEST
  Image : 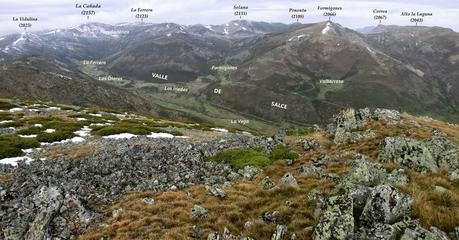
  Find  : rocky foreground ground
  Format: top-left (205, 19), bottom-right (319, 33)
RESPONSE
top-left (1, 102), bottom-right (459, 239)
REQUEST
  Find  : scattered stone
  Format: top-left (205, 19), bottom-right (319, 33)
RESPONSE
top-left (378, 137), bottom-right (438, 172)
top-left (191, 225), bottom-right (204, 238)
top-left (262, 176), bottom-right (276, 190)
top-left (239, 166), bottom-right (261, 181)
top-left (333, 127), bottom-right (350, 145)
top-left (227, 172), bottom-right (240, 182)
top-left (349, 129), bottom-right (376, 143)
top-left (447, 169), bottom-right (459, 181)
top-left (244, 221), bottom-right (253, 229)
top-left (141, 197), bottom-right (155, 205)
top-left (300, 164), bottom-right (322, 178)
top-left (360, 185), bottom-right (413, 226)
top-left (285, 158), bottom-right (295, 166)
top-left (207, 232), bottom-right (221, 240)
top-left (112, 208), bottom-right (123, 218)
top-left (373, 108), bottom-right (400, 123)
top-left (205, 184), bottom-right (226, 198)
top-left (311, 155), bottom-right (331, 166)
top-left (191, 205), bottom-right (208, 220)
top-left (434, 185), bottom-right (449, 192)
top-left (262, 211), bottom-right (281, 223)
top-left (303, 139), bottom-right (321, 151)
top-left (279, 172), bottom-right (299, 187)
top-left (271, 225), bottom-right (288, 240)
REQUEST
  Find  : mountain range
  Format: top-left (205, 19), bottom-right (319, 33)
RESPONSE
top-left (1, 20), bottom-right (458, 133)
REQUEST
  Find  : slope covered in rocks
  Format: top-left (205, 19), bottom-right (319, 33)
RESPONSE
top-left (0, 98), bottom-right (458, 240)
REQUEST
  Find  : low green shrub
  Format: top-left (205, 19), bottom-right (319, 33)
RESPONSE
top-left (0, 113), bottom-right (13, 121)
top-left (0, 101), bottom-right (16, 110)
top-left (209, 148), bottom-right (272, 169)
top-left (0, 134), bottom-right (40, 158)
top-left (286, 128), bottom-right (314, 136)
top-left (16, 127), bottom-right (43, 135)
top-left (91, 121), bottom-right (161, 136)
top-left (36, 131), bottom-right (75, 143)
top-left (270, 144), bottom-right (299, 160)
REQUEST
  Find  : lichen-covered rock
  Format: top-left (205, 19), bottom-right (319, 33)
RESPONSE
top-left (349, 129), bottom-right (376, 143)
top-left (304, 139), bottom-right (321, 151)
top-left (425, 135), bottom-right (459, 169)
top-left (385, 169), bottom-right (410, 185)
top-left (262, 176), bottom-right (276, 190)
top-left (205, 184), bottom-right (226, 198)
top-left (400, 225), bottom-right (450, 240)
top-left (207, 232), bottom-right (222, 240)
top-left (313, 194), bottom-right (354, 240)
top-left (141, 197), bottom-right (155, 205)
top-left (262, 211), bottom-right (281, 223)
top-left (378, 137), bottom-right (437, 172)
top-left (448, 169), bottom-right (459, 181)
top-left (308, 189), bottom-right (325, 218)
top-left (278, 172), bottom-right (298, 187)
top-left (271, 225), bottom-right (288, 240)
top-left (335, 108), bottom-right (371, 130)
top-left (343, 159), bottom-right (386, 187)
top-left (239, 166), bottom-right (261, 181)
top-left (24, 186), bottom-right (64, 240)
top-left (191, 205), bottom-right (208, 220)
top-left (355, 223), bottom-right (398, 240)
top-left (373, 108), bottom-right (400, 123)
top-left (333, 127), bottom-right (350, 145)
top-left (311, 155), bottom-right (332, 166)
top-left (300, 164), bottom-right (323, 178)
top-left (360, 185), bottom-right (413, 226)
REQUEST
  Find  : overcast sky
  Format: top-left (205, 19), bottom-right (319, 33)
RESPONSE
top-left (1, 0), bottom-right (458, 35)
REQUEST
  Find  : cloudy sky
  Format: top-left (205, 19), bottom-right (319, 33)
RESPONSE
top-left (0, 0), bottom-right (458, 35)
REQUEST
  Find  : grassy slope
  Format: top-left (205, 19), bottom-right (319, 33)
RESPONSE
top-left (79, 113), bottom-right (459, 239)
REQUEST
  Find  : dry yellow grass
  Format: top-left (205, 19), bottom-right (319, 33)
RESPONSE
top-left (44, 144), bottom-right (96, 160)
top-left (398, 170), bottom-right (459, 232)
top-left (79, 157), bottom-right (334, 240)
top-left (0, 172), bottom-right (17, 183)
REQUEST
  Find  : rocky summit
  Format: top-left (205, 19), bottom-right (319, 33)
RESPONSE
top-left (0, 99), bottom-right (459, 240)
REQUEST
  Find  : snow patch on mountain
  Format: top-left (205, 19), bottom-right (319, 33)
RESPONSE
top-left (322, 22), bottom-right (332, 34)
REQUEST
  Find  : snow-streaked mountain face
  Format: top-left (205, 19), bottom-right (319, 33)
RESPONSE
top-left (0, 20), bottom-right (293, 61)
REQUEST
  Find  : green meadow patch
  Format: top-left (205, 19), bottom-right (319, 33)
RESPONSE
top-left (0, 134), bottom-right (40, 158)
top-left (209, 148), bottom-right (272, 169)
top-left (209, 145), bottom-right (299, 169)
top-left (91, 120), bottom-right (184, 137)
top-left (0, 101), bottom-right (16, 110)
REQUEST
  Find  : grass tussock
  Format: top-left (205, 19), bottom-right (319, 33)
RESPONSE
top-left (398, 170), bottom-right (459, 232)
